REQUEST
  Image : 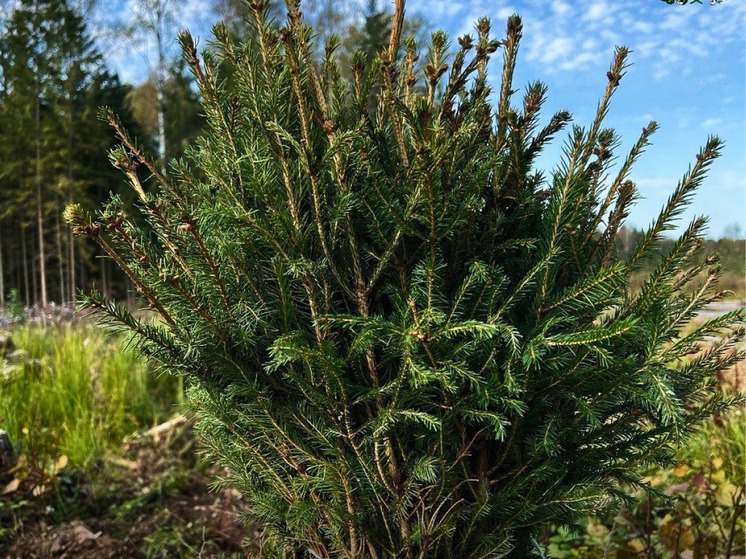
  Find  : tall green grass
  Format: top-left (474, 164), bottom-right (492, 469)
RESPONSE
top-left (0, 325), bottom-right (182, 468)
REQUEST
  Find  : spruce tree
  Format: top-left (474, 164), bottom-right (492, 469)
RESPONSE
top-left (66, 2), bottom-right (744, 557)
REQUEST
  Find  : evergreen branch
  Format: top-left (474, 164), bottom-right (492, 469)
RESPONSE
top-left (102, 108), bottom-right (183, 203)
top-left (544, 318), bottom-right (635, 347)
top-left (65, 204), bottom-right (174, 323)
top-left (579, 47), bottom-right (629, 170)
top-left (541, 264), bottom-right (624, 315)
top-left (593, 121), bottom-right (658, 245)
top-left (183, 217), bottom-right (236, 322)
top-left (626, 137), bottom-right (722, 270)
top-left (388, 0), bottom-right (406, 64)
top-left (494, 247), bottom-right (557, 321)
top-left (526, 110), bottom-right (572, 164)
top-left (496, 15), bottom-right (521, 142)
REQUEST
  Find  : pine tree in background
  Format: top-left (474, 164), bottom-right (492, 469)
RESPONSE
top-left (349, 0), bottom-right (391, 64)
top-left (66, 1), bottom-right (744, 556)
top-left (0, 0), bottom-right (136, 305)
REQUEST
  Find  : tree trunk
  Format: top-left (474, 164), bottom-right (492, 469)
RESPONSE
top-left (64, 87), bottom-right (74, 305)
top-left (101, 249), bottom-right (108, 297)
top-left (30, 233), bottom-right (38, 306)
top-left (15, 242), bottom-right (21, 304)
top-left (36, 94), bottom-right (48, 307)
top-left (68, 226), bottom-right (76, 303)
top-left (156, 2), bottom-right (166, 167)
top-left (56, 199), bottom-right (65, 304)
top-left (21, 227), bottom-right (30, 307)
top-left (0, 226), bottom-right (5, 308)
top-left (80, 247), bottom-right (87, 295)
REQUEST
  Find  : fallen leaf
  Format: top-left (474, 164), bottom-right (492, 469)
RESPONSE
top-left (2, 478), bottom-right (20, 495)
top-left (71, 522), bottom-right (100, 542)
top-left (666, 482), bottom-right (690, 495)
top-left (55, 455), bottom-right (68, 471)
top-left (693, 534), bottom-right (718, 559)
top-left (673, 463), bottom-right (690, 477)
top-left (658, 518), bottom-right (695, 552)
top-left (108, 456), bottom-right (138, 470)
top-left (716, 482), bottom-right (739, 506)
top-left (586, 520), bottom-right (610, 539)
top-left (626, 539), bottom-right (646, 553)
top-left (692, 472), bottom-right (707, 488)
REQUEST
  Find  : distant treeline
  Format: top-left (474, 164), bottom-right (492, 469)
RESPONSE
top-left (615, 226), bottom-right (744, 273)
top-left (0, 0), bottom-right (204, 308)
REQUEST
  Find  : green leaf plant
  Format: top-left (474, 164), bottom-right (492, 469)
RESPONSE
top-left (65, 1), bottom-right (743, 556)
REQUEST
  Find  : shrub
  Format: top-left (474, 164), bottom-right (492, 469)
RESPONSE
top-left (65, 2), bottom-right (743, 556)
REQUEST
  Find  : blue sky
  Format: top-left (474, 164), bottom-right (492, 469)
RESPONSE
top-left (104, 0), bottom-right (745, 238)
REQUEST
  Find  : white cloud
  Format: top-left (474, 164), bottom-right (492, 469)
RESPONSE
top-left (584, 3), bottom-right (607, 22)
top-left (558, 51), bottom-right (602, 71)
top-left (632, 20), bottom-right (654, 34)
top-left (408, 0), bottom-right (464, 20)
top-left (659, 47), bottom-right (683, 64)
top-left (552, 2), bottom-right (572, 17)
top-left (581, 0), bottom-right (620, 27)
top-left (634, 40), bottom-right (660, 58)
top-left (712, 168), bottom-right (746, 192)
top-left (702, 118), bottom-right (723, 128)
top-left (660, 12), bottom-right (691, 31)
top-left (495, 7), bottom-right (515, 21)
top-left (599, 28), bottom-right (621, 45)
top-left (654, 68), bottom-right (670, 81)
top-left (537, 37), bottom-right (574, 65)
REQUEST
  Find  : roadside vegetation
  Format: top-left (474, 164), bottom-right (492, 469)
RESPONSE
top-left (548, 407), bottom-right (745, 558)
top-left (1, 323), bottom-right (179, 468)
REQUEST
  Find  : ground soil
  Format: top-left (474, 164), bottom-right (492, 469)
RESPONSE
top-left (1, 422), bottom-right (251, 558)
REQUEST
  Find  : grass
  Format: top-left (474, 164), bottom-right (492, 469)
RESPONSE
top-left (0, 324), bottom-right (182, 469)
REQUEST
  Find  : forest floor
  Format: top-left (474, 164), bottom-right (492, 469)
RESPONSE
top-left (1, 419), bottom-right (252, 558)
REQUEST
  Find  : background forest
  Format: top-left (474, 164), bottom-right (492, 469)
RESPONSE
top-left (0, 0), bottom-right (430, 310)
